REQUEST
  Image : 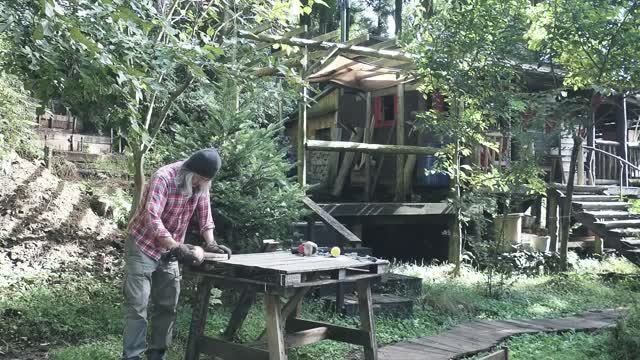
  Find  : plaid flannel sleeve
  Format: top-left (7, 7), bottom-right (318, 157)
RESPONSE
top-left (196, 192), bottom-right (215, 234)
top-left (146, 175), bottom-right (172, 240)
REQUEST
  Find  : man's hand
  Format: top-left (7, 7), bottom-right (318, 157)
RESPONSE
top-left (170, 244), bottom-right (205, 265)
top-left (204, 242), bottom-right (232, 259)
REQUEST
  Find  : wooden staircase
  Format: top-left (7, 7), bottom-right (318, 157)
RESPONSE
top-left (566, 186), bottom-right (640, 265)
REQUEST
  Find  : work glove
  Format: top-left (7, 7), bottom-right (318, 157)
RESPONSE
top-left (204, 242), bottom-right (232, 259)
top-left (170, 244), bottom-right (205, 265)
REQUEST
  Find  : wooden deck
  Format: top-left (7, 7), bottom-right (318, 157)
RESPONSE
top-left (378, 309), bottom-right (622, 360)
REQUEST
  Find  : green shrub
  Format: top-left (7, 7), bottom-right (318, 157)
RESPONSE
top-left (149, 84), bottom-right (305, 252)
top-left (0, 71), bottom-right (40, 159)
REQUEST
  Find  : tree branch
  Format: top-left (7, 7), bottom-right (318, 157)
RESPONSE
top-left (142, 75), bottom-right (194, 153)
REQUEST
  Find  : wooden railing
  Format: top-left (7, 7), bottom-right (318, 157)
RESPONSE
top-left (628, 142), bottom-right (640, 179)
top-left (594, 139), bottom-right (620, 181)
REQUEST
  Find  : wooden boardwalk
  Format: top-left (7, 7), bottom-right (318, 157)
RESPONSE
top-left (379, 309), bottom-right (623, 360)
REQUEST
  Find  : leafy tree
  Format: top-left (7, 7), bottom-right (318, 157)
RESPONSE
top-left (148, 81), bottom-right (304, 251)
top-left (527, 0), bottom-right (640, 270)
top-left (0, 38), bottom-right (39, 159)
top-left (409, 0), bottom-right (546, 275)
top-left (1, 0), bottom-right (309, 214)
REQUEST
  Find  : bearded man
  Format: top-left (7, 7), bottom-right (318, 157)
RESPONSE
top-left (122, 148), bottom-right (231, 360)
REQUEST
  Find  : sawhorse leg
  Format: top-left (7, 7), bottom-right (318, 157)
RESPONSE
top-left (185, 277), bottom-right (214, 360)
top-left (223, 288), bottom-right (257, 340)
top-left (357, 279), bottom-right (378, 360)
top-left (265, 294), bottom-right (287, 360)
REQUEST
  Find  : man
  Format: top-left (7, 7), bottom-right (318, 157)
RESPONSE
top-left (122, 148), bottom-right (231, 360)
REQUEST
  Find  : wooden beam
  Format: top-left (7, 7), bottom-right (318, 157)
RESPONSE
top-left (332, 128), bottom-right (364, 197)
top-left (238, 30), bottom-right (413, 62)
top-left (298, 25), bottom-right (309, 187)
top-left (286, 327), bottom-right (329, 348)
top-left (364, 92), bottom-right (373, 201)
top-left (395, 83), bottom-right (406, 201)
top-left (256, 27), bottom-right (306, 50)
top-left (370, 39), bottom-right (396, 50)
top-left (307, 140), bottom-right (437, 155)
top-left (303, 197), bottom-right (362, 244)
top-left (286, 318), bottom-right (370, 346)
top-left (312, 29), bottom-right (340, 42)
top-left (198, 336), bottom-right (269, 360)
top-left (318, 202), bottom-right (453, 216)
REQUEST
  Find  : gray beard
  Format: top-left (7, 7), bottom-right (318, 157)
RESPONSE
top-left (176, 168), bottom-right (210, 198)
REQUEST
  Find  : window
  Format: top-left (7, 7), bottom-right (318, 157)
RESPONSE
top-left (373, 95), bottom-right (397, 128)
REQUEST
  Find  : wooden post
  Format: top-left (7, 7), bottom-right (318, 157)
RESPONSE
top-left (118, 128), bottom-right (123, 153)
top-left (547, 189), bottom-right (559, 252)
top-left (110, 128), bottom-right (114, 153)
top-left (616, 95), bottom-right (629, 186)
top-left (561, 135), bottom-right (583, 270)
top-left (185, 278), bottom-right (214, 360)
top-left (587, 115), bottom-right (595, 185)
top-left (577, 140), bottom-right (585, 185)
top-left (594, 235), bottom-right (603, 256)
top-left (394, 83), bottom-right (405, 201)
top-left (325, 115), bottom-right (342, 186)
top-left (356, 279), bottom-right (378, 360)
top-left (297, 25), bottom-right (309, 186)
top-left (265, 294), bottom-right (287, 360)
top-left (332, 128), bottom-right (364, 197)
top-left (364, 92), bottom-right (373, 201)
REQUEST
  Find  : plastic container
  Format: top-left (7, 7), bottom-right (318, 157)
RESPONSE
top-left (415, 143), bottom-right (449, 187)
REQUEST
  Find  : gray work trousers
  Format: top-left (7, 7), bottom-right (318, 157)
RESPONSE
top-left (122, 237), bottom-right (181, 360)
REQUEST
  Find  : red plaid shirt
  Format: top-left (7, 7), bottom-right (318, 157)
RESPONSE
top-left (129, 161), bottom-right (215, 260)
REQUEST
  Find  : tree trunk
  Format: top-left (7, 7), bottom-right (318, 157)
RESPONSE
top-left (450, 138), bottom-right (463, 277)
top-left (130, 147), bottom-right (146, 218)
top-left (560, 135), bottom-right (583, 271)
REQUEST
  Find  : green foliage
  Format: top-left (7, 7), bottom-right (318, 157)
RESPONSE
top-left (149, 83), bottom-right (305, 251)
top-left (497, 331), bottom-right (613, 360)
top-left (612, 303), bottom-right (640, 359)
top-left (0, 275), bottom-right (123, 345)
top-left (0, 69), bottom-right (39, 159)
top-left (527, 0), bottom-right (640, 92)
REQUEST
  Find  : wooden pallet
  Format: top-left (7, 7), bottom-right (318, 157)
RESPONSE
top-left (193, 251), bottom-right (389, 294)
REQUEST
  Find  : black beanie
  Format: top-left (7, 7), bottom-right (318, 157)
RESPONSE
top-left (183, 148), bottom-right (222, 179)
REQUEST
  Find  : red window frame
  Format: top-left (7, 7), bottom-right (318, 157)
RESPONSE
top-left (373, 95), bottom-right (398, 128)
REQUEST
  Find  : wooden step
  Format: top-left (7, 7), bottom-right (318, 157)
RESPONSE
top-left (581, 210), bottom-right (636, 220)
top-left (572, 195), bottom-right (621, 202)
top-left (621, 238), bottom-right (640, 247)
top-left (573, 202), bottom-right (629, 211)
top-left (595, 219), bottom-right (640, 229)
top-left (609, 228), bottom-right (640, 237)
top-left (553, 183), bottom-right (608, 194)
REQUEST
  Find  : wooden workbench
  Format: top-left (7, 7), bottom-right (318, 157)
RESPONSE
top-left (184, 251), bottom-right (389, 360)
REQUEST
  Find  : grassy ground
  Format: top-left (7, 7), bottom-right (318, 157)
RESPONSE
top-left (1, 253), bottom-right (638, 360)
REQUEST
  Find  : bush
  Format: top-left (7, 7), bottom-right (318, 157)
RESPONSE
top-left (149, 83), bottom-right (305, 251)
top-left (0, 71), bottom-right (40, 159)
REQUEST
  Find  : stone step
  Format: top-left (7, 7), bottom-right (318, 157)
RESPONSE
top-left (595, 219), bottom-right (640, 229)
top-left (572, 195), bottom-right (621, 202)
top-left (322, 293), bottom-right (414, 317)
top-left (574, 202), bottom-right (630, 211)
